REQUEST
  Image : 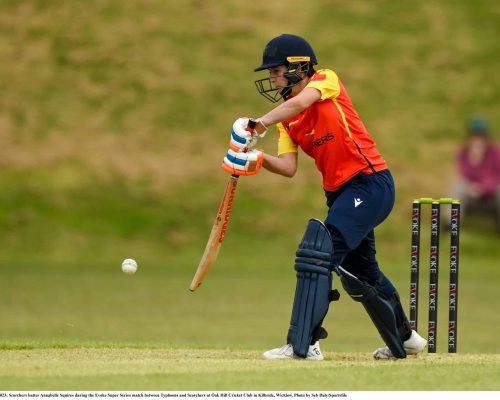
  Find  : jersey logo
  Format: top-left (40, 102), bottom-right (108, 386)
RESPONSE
top-left (312, 132), bottom-right (334, 147)
top-left (354, 198), bottom-right (363, 208)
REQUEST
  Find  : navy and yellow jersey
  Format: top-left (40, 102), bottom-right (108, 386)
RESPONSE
top-left (277, 69), bottom-right (388, 192)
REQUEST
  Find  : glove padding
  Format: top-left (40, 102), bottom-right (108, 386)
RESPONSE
top-left (222, 148), bottom-right (263, 176)
top-left (229, 118), bottom-right (267, 152)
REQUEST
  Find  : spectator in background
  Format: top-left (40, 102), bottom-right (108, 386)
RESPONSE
top-left (451, 117), bottom-right (500, 231)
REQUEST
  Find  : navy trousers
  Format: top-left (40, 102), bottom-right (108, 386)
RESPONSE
top-left (324, 169), bottom-right (398, 297)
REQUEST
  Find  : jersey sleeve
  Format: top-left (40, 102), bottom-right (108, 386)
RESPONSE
top-left (306, 69), bottom-right (341, 101)
top-left (277, 122), bottom-right (298, 156)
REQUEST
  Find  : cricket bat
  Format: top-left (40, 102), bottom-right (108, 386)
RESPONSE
top-left (189, 119), bottom-right (257, 292)
top-left (189, 174), bottom-right (239, 291)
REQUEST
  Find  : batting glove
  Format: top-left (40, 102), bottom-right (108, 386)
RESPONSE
top-left (230, 118), bottom-right (267, 152)
top-left (222, 148), bottom-right (263, 176)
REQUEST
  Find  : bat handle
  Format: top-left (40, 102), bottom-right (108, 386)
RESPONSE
top-left (242, 118), bottom-right (258, 154)
top-left (246, 118), bottom-right (257, 132)
top-left (231, 119), bottom-right (258, 179)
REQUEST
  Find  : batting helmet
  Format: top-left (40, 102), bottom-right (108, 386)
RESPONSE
top-left (254, 34), bottom-right (318, 72)
top-left (254, 34), bottom-right (318, 102)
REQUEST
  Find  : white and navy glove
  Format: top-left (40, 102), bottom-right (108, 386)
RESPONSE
top-left (222, 148), bottom-right (263, 176)
top-left (229, 117), bottom-right (267, 152)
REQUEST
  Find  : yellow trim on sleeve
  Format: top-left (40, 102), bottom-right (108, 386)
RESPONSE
top-left (306, 69), bottom-right (341, 101)
top-left (277, 122), bottom-right (298, 156)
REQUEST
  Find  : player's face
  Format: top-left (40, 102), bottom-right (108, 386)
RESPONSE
top-left (268, 66), bottom-right (288, 89)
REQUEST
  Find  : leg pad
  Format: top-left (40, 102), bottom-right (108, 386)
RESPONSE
top-left (287, 219), bottom-right (338, 358)
top-left (338, 266), bottom-right (406, 359)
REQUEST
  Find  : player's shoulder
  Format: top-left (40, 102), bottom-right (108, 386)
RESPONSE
top-left (310, 68), bottom-right (339, 82)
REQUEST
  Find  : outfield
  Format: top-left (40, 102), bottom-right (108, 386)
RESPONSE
top-left (1, 0), bottom-right (499, 392)
top-left (1, 235), bottom-right (499, 390)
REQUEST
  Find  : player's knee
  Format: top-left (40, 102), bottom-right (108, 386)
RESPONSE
top-left (325, 220), bottom-right (365, 251)
top-left (295, 218), bottom-right (335, 271)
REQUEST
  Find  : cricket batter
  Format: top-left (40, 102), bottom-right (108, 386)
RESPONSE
top-left (222, 34), bottom-right (427, 360)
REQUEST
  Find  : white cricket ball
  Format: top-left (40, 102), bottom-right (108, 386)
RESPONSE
top-left (121, 258), bottom-right (138, 275)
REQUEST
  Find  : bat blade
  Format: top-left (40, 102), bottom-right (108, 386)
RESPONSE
top-left (189, 175), bottom-right (239, 291)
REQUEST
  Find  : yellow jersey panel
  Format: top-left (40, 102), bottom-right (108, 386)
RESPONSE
top-left (277, 121), bottom-right (298, 156)
top-left (306, 69), bottom-right (341, 101)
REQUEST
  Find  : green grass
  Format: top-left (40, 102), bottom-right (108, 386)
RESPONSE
top-left (0, 0), bottom-right (499, 391)
top-left (0, 236), bottom-right (498, 351)
top-left (1, 349), bottom-right (499, 390)
top-left (0, 243), bottom-right (499, 390)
